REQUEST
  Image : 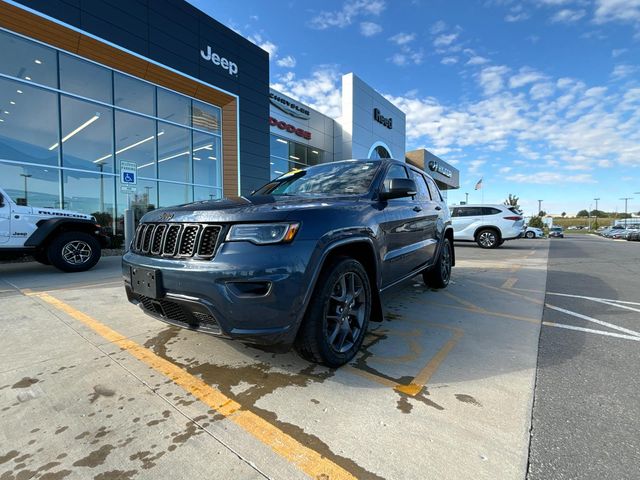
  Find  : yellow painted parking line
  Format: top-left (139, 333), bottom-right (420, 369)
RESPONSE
top-left (30, 291), bottom-right (357, 480)
top-left (465, 279), bottom-right (544, 305)
top-left (501, 277), bottom-right (518, 289)
top-left (347, 322), bottom-right (464, 397)
top-left (441, 291), bottom-right (484, 311)
top-left (395, 326), bottom-right (464, 396)
top-left (424, 300), bottom-right (540, 324)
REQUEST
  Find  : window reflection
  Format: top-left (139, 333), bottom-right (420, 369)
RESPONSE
top-left (60, 53), bottom-right (112, 103)
top-left (158, 122), bottom-right (191, 183)
top-left (114, 111), bottom-right (156, 179)
top-left (0, 162), bottom-right (60, 208)
top-left (159, 181), bottom-right (192, 208)
top-left (193, 132), bottom-right (220, 187)
top-left (192, 100), bottom-right (221, 134)
top-left (62, 171), bottom-right (115, 230)
top-left (158, 88), bottom-right (190, 126)
top-left (194, 186), bottom-right (222, 201)
top-left (0, 77), bottom-right (59, 166)
top-left (61, 96), bottom-right (113, 173)
top-left (114, 72), bottom-right (155, 116)
top-left (0, 30), bottom-right (57, 87)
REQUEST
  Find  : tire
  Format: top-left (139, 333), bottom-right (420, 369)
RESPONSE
top-left (47, 231), bottom-right (101, 272)
top-left (33, 251), bottom-right (51, 265)
top-left (423, 238), bottom-right (452, 289)
top-left (525, 231), bottom-right (535, 239)
top-left (476, 228), bottom-right (500, 249)
top-left (294, 257), bottom-right (371, 367)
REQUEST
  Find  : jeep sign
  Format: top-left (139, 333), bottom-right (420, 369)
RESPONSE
top-left (373, 108), bottom-right (392, 129)
top-left (200, 46), bottom-right (238, 76)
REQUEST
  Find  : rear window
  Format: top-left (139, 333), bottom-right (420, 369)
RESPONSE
top-left (482, 207), bottom-right (502, 215)
top-left (508, 207), bottom-right (522, 215)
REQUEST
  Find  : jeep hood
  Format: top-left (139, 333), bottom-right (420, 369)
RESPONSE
top-left (21, 205), bottom-right (94, 221)
top-left (141, 195), bottom-right (363, 223)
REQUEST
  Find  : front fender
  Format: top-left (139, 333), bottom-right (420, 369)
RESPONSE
top-left (25, 218), bottom-right (100, 247)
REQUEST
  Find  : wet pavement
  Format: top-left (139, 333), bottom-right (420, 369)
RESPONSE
top-left (1, 240), bottom-right (548, 479)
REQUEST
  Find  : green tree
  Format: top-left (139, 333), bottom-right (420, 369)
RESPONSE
top-left (538, 210), bottom-right (547, 217)
top-left (528, 216), bottom-right (544, 228)
top-left (561, 212), bottom-right (566, 218)
top-left (577, 209), bottom-right (589, 217)
top-left (504, 194), bottom-right (521, 211)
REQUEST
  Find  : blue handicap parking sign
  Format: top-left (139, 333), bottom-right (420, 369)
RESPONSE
top-left (122, 172), bottom-right (135, 183)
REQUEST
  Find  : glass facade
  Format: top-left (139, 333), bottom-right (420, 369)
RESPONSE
top-left (269, 134), bottom-right (324, 180)
top-left (0, 29), bottom-right (223, 246)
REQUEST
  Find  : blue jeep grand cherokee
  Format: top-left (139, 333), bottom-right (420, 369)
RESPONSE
top-left (123, 159), bottom-right (454, 366)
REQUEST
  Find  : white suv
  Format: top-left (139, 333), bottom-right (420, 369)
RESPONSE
top-left (450, 204), bottom-right (524, 248)
top-left (1, 186), bottom-right (108, 271)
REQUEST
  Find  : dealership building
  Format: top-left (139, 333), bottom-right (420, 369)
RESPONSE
top-left (0, 0), bottom-right (458, 244)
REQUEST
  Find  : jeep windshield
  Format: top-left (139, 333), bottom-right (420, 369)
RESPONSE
top-left (253, 161), bottom-right (380, 196)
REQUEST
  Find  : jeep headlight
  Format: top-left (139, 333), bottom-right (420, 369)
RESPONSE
top-left (226, 223), bottom-right (300, 245)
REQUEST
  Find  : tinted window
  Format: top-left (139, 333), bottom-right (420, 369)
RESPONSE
top-left (410, 170), bottom-right (430, 200)
top-left (456, 207), bottom-right (482, 217)
top-left (482, 207), bottom-right (502, 215)
top-left (424, 175), bottom-right (443, 201)
top-left (59, 53), bottom-right (112, 103)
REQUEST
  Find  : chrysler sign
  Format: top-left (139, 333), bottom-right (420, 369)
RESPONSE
top-left (270, 92), bottom-right (310, 120)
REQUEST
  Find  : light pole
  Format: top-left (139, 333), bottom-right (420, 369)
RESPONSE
top-left (20, 173), bottom-right (32, 204)
top-left (537, 199), bottom-right (543, 216)
top-left (594, 197), bottom-right (600, 230)
top-left (465, 192), bottom-right (469, 205)
top-left (620, 197), bottom-right (633, 228)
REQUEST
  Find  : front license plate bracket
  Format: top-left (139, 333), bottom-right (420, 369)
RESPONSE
top-left (131, 267), bottom-right (163, 299)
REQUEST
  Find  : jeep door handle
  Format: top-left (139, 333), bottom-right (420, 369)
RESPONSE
top-left (435, 206), bottom-right (442, 211)
top-left (413, 206), bottom-right (422, 212)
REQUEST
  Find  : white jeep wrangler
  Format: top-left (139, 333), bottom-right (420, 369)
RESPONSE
top-left (0, 187), bottom-right (108, 272)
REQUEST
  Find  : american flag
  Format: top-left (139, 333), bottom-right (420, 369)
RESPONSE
top-left (474, 178), bottom-right (483, 190)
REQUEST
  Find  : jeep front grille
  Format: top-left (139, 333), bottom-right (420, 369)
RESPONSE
top-left (132, 223), bottom-right (222, 260)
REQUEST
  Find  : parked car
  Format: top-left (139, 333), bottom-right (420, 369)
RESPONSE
top-left (601, 225), bottom-right (626, 237)
top-left (449, 204), bottom-right (523, 248)
top-left (524, 226), bottom-right (544, 239)
top-left (123, 159), bottom-right (455, 367)
top-left (627, 230), bottom-right (640, 241)
top-left (549, 226), bottom-right (564, 238)
top-left (0, 187), bottom-right (108, 271)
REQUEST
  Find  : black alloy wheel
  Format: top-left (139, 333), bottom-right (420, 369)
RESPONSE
top-left (295, 257), bottom-right (371, 367)
top-left (47, 231), bottom-right (101, 272)
top-left (423, 238), bottom-right (452, 289)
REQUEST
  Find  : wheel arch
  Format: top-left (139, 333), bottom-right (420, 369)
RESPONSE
top-left (25, 218), bottom-right (101, 249)
top-left (474, 225), bottom-right (502, 242)
top-left (306, 238), bottom-right (383, 324)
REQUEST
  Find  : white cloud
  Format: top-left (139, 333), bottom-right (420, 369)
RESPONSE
top-left (389, 32), bottom-right (416, 45)
top-left (270, 66), bottom-right (343, 118)
top-left (550, 8), bottom-right (586, 23)
top-left (612, 48), bottom-right (627, 57)
top-left (499, 166), bottom-right (512, 173)
top-left (360, 21), bottom-right (382, 36)
top-left (469, 159), bottom-right (486, 174)
top-left (611, 64), bottom-right (638, 79)
top-left (594, 0), bottom-right (640, 25)
top-left (310, 0), bottom-right (386, 29)
top-left (529, 82), bottom-right (555, 99)
top-left (248, 34), bottom-right (278, 58)
top-left (506, 172), bottom-right (596, 184)
top-left (505, 12), bottom-right (530, 22)
top-left (441, 56), bottom-right (458, 65)
top-left (434, 33), bottom-right (459, 47)
top-left (509, 67), bottom-right (547, 88)
top-left (467, 55), bottom-right (490, 65)
top-left (388, 50), bottom-right (424, 66)
top-left (478, 65), bottom-right (511, 95)
top-left (276, 55), bottom-right (296, 68)
top-left (430, 20), bottom-right (447, 34)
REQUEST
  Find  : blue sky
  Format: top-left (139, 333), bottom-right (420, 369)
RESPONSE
top-left (189, 0), bottom-right (640, 216)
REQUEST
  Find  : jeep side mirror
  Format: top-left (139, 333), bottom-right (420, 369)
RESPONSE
top-left (379, 178), bottom-right (417, 200)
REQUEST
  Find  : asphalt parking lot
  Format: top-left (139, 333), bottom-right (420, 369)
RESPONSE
top-left (3, 239), bottom-right (547, 479)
